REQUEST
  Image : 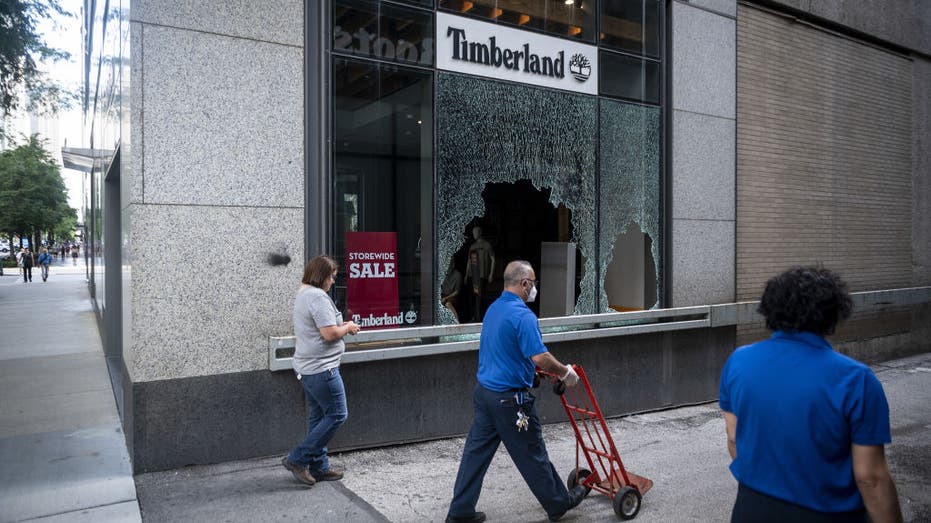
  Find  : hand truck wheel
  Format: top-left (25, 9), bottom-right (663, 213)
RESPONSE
top-left (612, 486), bottom-right (641, 520)
top-left (566, 467), bottom-right (592, 495)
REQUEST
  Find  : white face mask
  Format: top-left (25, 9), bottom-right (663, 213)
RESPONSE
top-left (526, 283), bottom-right (537, 303)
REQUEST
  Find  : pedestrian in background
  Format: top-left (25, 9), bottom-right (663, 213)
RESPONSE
top-left (20, 247), bottom-right (34, 283)
top-left (38, 248), bottom-right (53, 281)
top-left (720, 266), bottom-right (903, 523)
top-left (446, 260), bottom-right (587, 523)
top-left (282, 255), bottom-right (360, 487)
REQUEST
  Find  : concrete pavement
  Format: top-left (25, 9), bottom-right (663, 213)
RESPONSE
top-left (0, 263), bottom-right (141, 523)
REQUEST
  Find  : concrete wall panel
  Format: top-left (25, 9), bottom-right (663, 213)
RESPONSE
top-left (671, 2), bottom-right (737, 308)
top-left (672, 2), bottom-right (736, 118)
top-left (142, 25), bottom-right (303, 207)
top-left (122, 23), bottom-right (139, 207)
top-left (130, 204), bottom-right (303, 382)
top-left (685, 0), bottom-right (736, 17)
top-left (672, 219), bottom-right (735, 306)
top-left (131, 0), bottom-right (303, 47)
top-left (121, 205), bottom-right (134, 378)
top-left (672, 111), bottom-right (735, 221)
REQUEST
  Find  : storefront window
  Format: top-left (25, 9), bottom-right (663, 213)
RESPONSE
top-left (600, 0), bottom-right (661, 58)
top-left (438, 0), bottom-right (595, 43)
top-left (436, 73), bottom-right (597, 324)
top-left (334, 0), bottom-right (435, 67)
top-left (331, 57), bottom-right (434, 328)
top-left (322, 1), bottom-right (666, 328)
top-left (599, 50), bottom-right (660, 104)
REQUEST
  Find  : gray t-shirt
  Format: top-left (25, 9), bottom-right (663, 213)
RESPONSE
top-left (292, 285), bottom-right (344, 375)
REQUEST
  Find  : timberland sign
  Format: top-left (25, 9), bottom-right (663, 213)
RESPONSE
top-left (437, 12), bottom-right (598, 95)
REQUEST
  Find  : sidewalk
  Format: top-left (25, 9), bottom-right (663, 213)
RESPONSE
top-left (135, 353), bottom-right (931, 522)
top-left (0, 268), bottom-right (141, 522)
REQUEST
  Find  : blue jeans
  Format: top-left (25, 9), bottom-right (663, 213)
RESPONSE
top-left (448, 383), bottom-right (571, 519)
top-left (288, 367), bottom-right (348, 475)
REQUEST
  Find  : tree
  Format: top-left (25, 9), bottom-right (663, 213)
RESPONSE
top-left (0, 133), bottom-right (75, 247)
top-left (0, 0), bottom-right (76, 121)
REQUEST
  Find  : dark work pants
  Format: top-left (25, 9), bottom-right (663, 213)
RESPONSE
top-left (22, 266), bottom-right (31, 282)
top-left (732, 483), bottom-right (868, 523)
top-left (448, 383), bottom-right (571, 519)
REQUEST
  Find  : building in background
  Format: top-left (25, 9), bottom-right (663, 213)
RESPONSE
top-left (79, 0), bottom-right (930, 472)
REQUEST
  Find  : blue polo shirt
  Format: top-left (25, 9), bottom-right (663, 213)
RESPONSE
top-left (477, 291), bottom-right (548, 392)
top-left (719, 331), bottom-right (891, 513)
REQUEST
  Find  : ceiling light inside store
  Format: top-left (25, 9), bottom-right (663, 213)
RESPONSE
top-left (564, 0), bottom-right (574, 4)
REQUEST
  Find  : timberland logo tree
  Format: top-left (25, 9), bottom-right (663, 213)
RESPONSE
top-left (569, 54), bottom-right (591, 82)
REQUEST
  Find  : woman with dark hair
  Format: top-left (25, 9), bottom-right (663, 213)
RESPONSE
top-left (719, 266), bottom-right (902, 523)
top-left (282, 255), bottom-right (361, 487)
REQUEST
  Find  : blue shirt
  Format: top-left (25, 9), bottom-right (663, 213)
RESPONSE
top-left (719, 331), bottom-right (891, 513)
top-left (476, 291), bottom-right (547, 392)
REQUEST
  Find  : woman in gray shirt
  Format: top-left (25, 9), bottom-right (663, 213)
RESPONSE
top-left (282, 255), bottom-right (360, 486)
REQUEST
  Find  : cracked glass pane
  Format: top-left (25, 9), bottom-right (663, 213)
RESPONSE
top-left (599, 99), bottom-right (661, 312)
top-left (436, 73), bottom-right (598, 323)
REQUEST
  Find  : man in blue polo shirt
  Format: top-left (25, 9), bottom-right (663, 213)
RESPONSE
top-left (720, 266), bottom-right (902, 523)
top-left (446, 260), bottom-right (588, 523)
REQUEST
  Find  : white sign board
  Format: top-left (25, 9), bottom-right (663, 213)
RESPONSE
top-left (436, 12), bottom-right (598, 96)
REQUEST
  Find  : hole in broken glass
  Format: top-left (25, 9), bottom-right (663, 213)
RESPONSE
top-left (440, 180), bottom-right (584, 323)
top-left (604, 222), bottom-right (658, 312)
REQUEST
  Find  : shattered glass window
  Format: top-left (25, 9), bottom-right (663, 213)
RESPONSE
top-left (599, 99), bottom-right (661, 312)
top-left (436, 73), bottom-right (598, 324)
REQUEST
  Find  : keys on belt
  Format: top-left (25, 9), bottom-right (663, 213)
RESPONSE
top-left (514, 391), bottom-right (530, 432)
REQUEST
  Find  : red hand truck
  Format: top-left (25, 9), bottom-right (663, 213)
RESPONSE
top-left (536, 365), bottom-right (653, 520)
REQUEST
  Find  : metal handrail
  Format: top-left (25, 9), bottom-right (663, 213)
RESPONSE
top-left (269, 286), bottom-right (931, 371)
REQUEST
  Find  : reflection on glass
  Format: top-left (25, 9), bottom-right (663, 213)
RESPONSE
top-left (439, 0), bottom-right (595, 42)
top-left (601, 0), bottom-right (660, 58)
top-left (333, 0), bottom-right (435, 66)
top-left (332, 57), bottom-right (434, 326)
top-left (599, 50), bottom-right (660, 104)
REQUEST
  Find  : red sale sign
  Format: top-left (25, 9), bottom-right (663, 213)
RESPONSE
top-left (345, 232), bottom-right (401, 330)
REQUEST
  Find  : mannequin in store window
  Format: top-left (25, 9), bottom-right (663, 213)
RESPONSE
top-left (441, 258), bottom-right (464, 322)
top-left (465, 226), bottom-right (495, 321)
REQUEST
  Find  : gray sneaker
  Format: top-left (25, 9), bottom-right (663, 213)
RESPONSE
top-left (281, 457), bottom-right (316, 487)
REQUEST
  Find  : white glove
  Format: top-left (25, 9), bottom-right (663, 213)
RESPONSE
top-left (561, 365), bottom-right (579, 387)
